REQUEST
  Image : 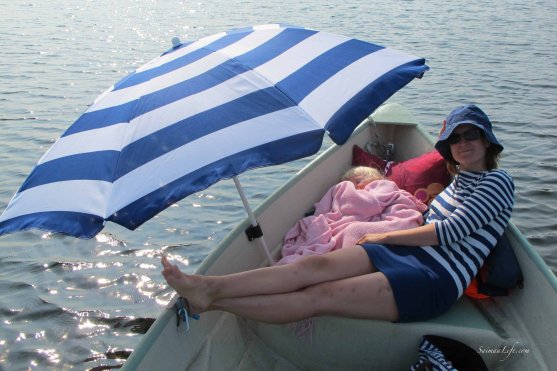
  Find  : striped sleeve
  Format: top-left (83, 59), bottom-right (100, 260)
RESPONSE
top-left (435, 170), bottom-right (514, 246)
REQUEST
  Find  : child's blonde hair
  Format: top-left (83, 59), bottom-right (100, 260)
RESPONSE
top-left (341, 166), bottom-right (384, 188)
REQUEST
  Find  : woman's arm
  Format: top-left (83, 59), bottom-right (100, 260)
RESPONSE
top-left (356, 223), bottom-right (439, 247)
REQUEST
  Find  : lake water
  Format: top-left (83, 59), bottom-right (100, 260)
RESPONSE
top-left (0, 0), bottom-right (556, 369)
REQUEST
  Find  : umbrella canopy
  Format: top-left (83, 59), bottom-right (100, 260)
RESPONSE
top-left (0, 24), bottom-right (428, 239)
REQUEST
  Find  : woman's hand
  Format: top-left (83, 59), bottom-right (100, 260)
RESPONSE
top-left (357, 233), bottom-right (389, 246)
top-left (356, 224), bottom-right (439, 247)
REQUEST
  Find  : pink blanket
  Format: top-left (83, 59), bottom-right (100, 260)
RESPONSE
top-left (277, 179), bottom-right (428, 265)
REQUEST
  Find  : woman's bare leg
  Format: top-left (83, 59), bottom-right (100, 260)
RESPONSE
top-left (161, 245), bottom-right (374, 312)
top-left (209, 272), bottom-right (399, 323)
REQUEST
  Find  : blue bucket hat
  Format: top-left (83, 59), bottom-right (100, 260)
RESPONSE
top-left (435, 104), bottom-right (503, 161)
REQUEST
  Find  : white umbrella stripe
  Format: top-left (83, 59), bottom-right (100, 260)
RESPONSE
top-left (89, 51), bottom-right (234, 113)
top-left (107, 107), bottom-right (322, 225)
top-left (121, 31), bottom-right (248, 90)
top-left (135, 32), bottom-right (227, 73)
top-left (301, 48), bottom-right (422, 128)
top-left (124, 68), bottom-right (282, 145)
top-left (252, 31), bottom-right (350, 85)
top-left (65, 30), bottom-right (317, 134)
top-left (113, 86), bottom-right (301, 180)
top-left (134, 24), bottom-right (286, 74)
top-left (92, 26), bottom-right (292, 112)
top-left (0, 180), bottom-right (111, 222)
top-left (40, 67), bottom-right (275, 164)
top-left (38, 123), bottom-right (129, 165)
top-left (17, 79), bottom-right (302, 193)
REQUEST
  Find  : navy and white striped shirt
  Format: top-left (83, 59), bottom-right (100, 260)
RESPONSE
top-left (424, 169), bottom-right (515, 299)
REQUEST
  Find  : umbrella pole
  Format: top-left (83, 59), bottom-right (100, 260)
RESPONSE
top-left (232, 176), bottom-right (275, 265)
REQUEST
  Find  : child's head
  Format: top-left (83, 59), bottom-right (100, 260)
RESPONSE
top-left (342, 166), bottom-right (384, 189)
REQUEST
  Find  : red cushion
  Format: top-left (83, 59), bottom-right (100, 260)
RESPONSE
top-left (352, 145), bottom-right (386, 170)
top-left (388, 150), bottom-right (450, 195)
top-left (351, 145), bottom-right (451, 201)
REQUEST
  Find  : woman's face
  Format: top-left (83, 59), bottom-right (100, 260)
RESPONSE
top-left (449, 124), bottom-right (490, 172)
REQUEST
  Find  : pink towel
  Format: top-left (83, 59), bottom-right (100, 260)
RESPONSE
top-left (277, 180), bottom-right (428, 265)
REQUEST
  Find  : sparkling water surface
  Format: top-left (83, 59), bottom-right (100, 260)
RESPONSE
top-left (0, 0), bottom-right (556, 369)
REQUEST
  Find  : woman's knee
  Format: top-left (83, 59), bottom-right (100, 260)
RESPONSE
top-left (294, 253), bottom-right (334, 274)
top-left (298, 281), bottom-right (337, 317)
top-left (293, 247), bottom-right (374, 278)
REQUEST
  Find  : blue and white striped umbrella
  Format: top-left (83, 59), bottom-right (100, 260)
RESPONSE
top-left (0, 24), bottom-right (428, 239)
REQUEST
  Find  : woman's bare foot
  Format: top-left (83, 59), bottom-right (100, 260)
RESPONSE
top-left (161, 256), bottom-right (212, 312)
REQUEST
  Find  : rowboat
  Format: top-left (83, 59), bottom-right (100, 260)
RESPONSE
top-left (122, 103), bottom-right (557, 370)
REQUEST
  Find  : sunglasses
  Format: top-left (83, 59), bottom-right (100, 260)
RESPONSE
top-left (446, 128), bottom-right (482, 145)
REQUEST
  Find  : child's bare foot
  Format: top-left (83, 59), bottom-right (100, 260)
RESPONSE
top-left (161, 256), bottom-right (212, 312)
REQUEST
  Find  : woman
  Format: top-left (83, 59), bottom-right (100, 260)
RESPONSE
top-left (161, 104), bottom-right (514, 323)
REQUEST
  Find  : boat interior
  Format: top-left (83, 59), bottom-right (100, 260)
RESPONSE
top-left (124, 104), bottom-right (556, 371)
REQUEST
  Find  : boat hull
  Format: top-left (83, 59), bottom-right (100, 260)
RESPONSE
top-left (123, 104), bottom-right (557, 371)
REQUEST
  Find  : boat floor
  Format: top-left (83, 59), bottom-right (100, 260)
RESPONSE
top-left (182, 294), bottom-right (532, 370)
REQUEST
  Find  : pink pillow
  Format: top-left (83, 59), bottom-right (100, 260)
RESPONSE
top-left (351, 145), bottom-right (451, 204)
